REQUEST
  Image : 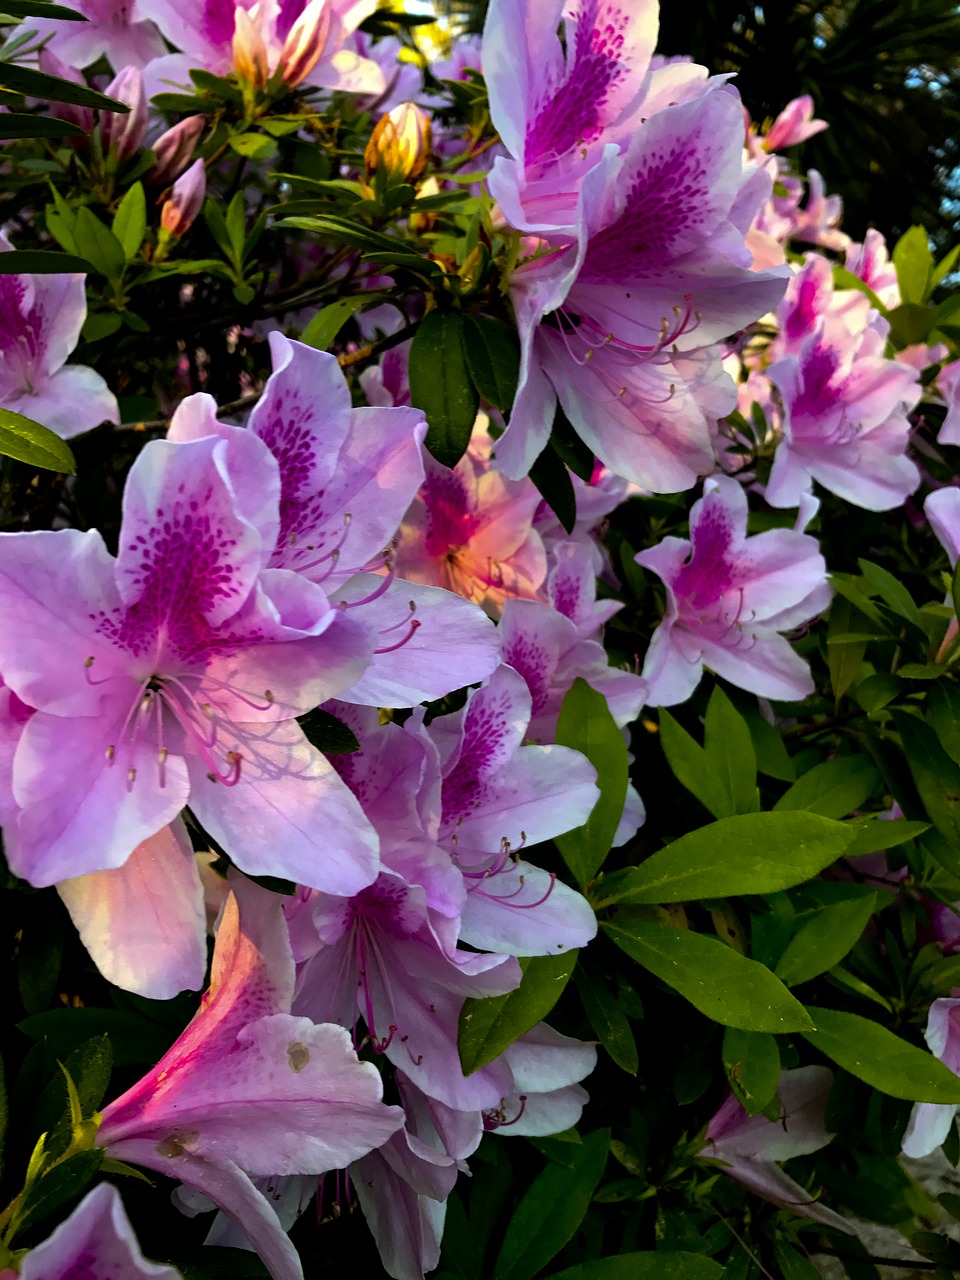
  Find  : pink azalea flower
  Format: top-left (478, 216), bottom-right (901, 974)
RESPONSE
top-left (482, 0), bottom-right (659, 234)
top-left (487, 1022), bottom-right (597, 1138)
top-left (170, 333), bottom-right (500, 707)
top-left (937, 358), bottom-right (960, 446)
top-left (394, 426), bottom-right (548, 616)
top-left (766, 315), bottom-right (922, 511)
top-left (499, 597), bottom-right (647, 740)
top-left (28, 0), bottom-right (167, 69)
top-left (497, 81), bottom-right (787, 483)
top-left (14, 1182), bottom-right (180, 1279)
top-left (291, 870), bottom-right (522, 1111)
top-left (98, 876), bottom-right (404, 1280)
top-left (755, 169), bottom-right (849, 253)
top-left (636, 475), bottom-right (831, 705)
top-left (761, 95), bottom-right (828, 152)
top-left (701, 1066), bottom-right (852, 1233)
top-left (0, 237), bottom-right (119, 439)
top-left (844, 229), bottom-right (901, 310)
top-left (926, 487), bottom-right (960, 565)
top-left (138, 0), bottom-right (384, 95)
top-left (0, 427), bottom-right (381, 895)
top-left (546, 540), bottom-right (623, 640)
top-left (902, 998), bottom-right (960, 1158)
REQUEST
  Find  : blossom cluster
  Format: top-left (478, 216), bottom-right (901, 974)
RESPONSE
top-left (2, 0), bottom-right (960, 1277)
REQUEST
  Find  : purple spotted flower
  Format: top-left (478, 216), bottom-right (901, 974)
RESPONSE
top-left (0, 237), bottom-right (119, 439)
top-left (637, 475), bottom-right (831, 705)
top-left (0, 426), bottom-right (381, 897)
top-left (28, 0), bottom-right (167, 69)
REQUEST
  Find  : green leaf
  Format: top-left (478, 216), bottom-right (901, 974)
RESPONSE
top-left (462, 315), bottom-right (520, 413)
top-left (775, 891), bottom-right (881, 986)
top-left (18, 1007), bottom-right (174, 1067)
top-left (832, 264), bottom-right (888, 314)
top-left (772, 1241), bottom-right (821, 1280)
top-left (928, 684), bottom-right (960, 768)
top-left (0, 1053), bottom-right (6, 1181)
top-left (0, 62), bottom-right (129, 113)
top-left (893, 711), bottom-right (960, 847)
top-left (528, 441), bottom-right (576, 534)
top-left (857, 558), bottom-right (925, 630)
top-left (885, 301), bottom-right (933, 347)
top-left (554, 678), bottom-right (628, 884)
top-left (17, 900), bottom-right (64, 1015)
top-left (549, 403), bottom-right (594, 480)
top-left (81, 312), bottom-right (123, 342)
top-left (73, 207), bottom-right (125, 281)
top-left (605, 922), bottom-right (814, 1032)
top-left (409, 310), bottom-right (479, 469)
top-left (0, 0), bottom-right (85, 15)
top-left (722, 1027), bottom-right (779, 1114)
top-left (0, 407), bottom-right (76, 473)
top-left (12, 1148), bottom-right (104, 1242)
top-left (0, 250), bottom-right (92, 274)
top-left (575, 967), bottom-right (637, 1075)
top-left (593, 811), bottom-right (854, 907)
top-left (828, 596), bottom-right (867, 703)
top-left (459, 952), bottom-right (578, 1076)
top-left (36, 1035), bottom-right (112, 1160)
top-left (544, 1256), bottom-right (723, 1280)
top-left (892, 225), bottom-right (934, 305)
top-left (276, 214), bottom-right (403, 256)
top-left (773, 755), bottom-right (879, 819)
top-left (932, 243), bottom-right (960, 290)
top-left (843, 817), bottom-right (929, 858)
top-left (802, 1008), bottom-right (960, 1102)
top-left (295, 707), bottom-right (360, 756)
top-left (0, 113), bottom-right (85, 138)
top-left (492, 1129), bottom-right (609, 1280)
top-left (704, 686), bottom-right (757, 814)
top-left (228, 132), bottom-right (278, 161)
top-left (300, 296), bottom-right (370, 351)
top-left (111, 181), bottom-right (146, 262)
top-left (658, 709), bottom-right (731, 818)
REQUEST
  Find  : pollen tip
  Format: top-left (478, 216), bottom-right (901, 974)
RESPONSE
top-left (105, 745), bottom-right (115, 760)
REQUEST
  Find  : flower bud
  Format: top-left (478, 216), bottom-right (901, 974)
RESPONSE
top-left (364, 102), bottom-right (432, 184)
top-left (147, 114), bottom-right (205, 186)
top-left (100, 66), bottom-right (149, 163)
top-left (233, 6), bottom-right (270, 91)
top-left (278, 0), bottom-right (331, 88)
top-left (160, 158), bottom-right (206, 239)
top-left (38, 48), bottom-right (93, 135)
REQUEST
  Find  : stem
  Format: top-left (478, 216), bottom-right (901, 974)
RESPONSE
top-left (781, 707), bottom-right (868, 740)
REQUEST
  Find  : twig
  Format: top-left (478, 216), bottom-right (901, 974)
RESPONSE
top-left (781, 708), bottom-right (868, 741)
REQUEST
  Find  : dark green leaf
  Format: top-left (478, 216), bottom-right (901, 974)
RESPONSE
top-left (575, 967), bottom-right (637, 1075)
top-left (0, 0), bottom-right (85, 15)
top-left (0, 407), bottom-right (77, 473)
top-left (0, 62), bottom-right (129, 113)
top-left (296, 707), bottom-right (360, 755)
top-left (18, 1007), bottom-right (174, 1067)
top-left (0, 1053), bottom-right (6, 1181)
top-left (658, 709), bottom-right (731, 818)
top-left (773, 756), bottom-right (879, 819)
top-left (0, 250), bottom-right (92, 274)
top-left (928, 684), bottom-right (960, 768)
top-left (554, 678), bottom-right (628, 884)
top-left (18, 900), bottom-right (64, 1015)
top-left (73, 207), bottom-right (125, 281)
top-left (722, 1027), bottom-right (779, 1114)
top-left (544, 1256), bottom-right (723, 1280)
top-left (276, 214), bottom-right (403, 255)
top-left (802, 1008), bottom-right (960, 1102)
top-left (605, 922), bottom-right (814, 1032)
top-left (462, 315), bottom-right (520, 413)
top-left (886, 301), bottom-right (933, 347)
top-left (593, 812), bottom-right (854, 906)
top-left (858, 558), bottom-right (925, 630)
top-left (459, 952), bottom-right (578, 1076)
top-left (0, 113), bottom-right (85, 138)
top-left (13, 1148), bottom-right (104, 1241)
top-left (549, 403), bottom-right (594, 481)
top-left (828, 597), bottom-right (867, 702)
top-left (704, 686), bottom-right (757, 814)
top-left (773, 1241), bottom-right (821, 1280)
top-left (409, 310), bottom-right (479, 468)
top-left (775, 891), bottom-right (881, 986)
top-left (228, 132), bottom-right (278, 162)
top-left (111, 181), bottom-right (146, 262)
top-left (300, 296), bottom-right (370, 351)
top-left (82, 312), bottom-right (123, 342)
top-left (843, 817), bottom-right (929, 858)
top-left (893, 225), bottom-right (933, 305)
top-left (893, 711), bottom-right (960, 847)
top-left (493, 1129), bottom-right (609, 1280)
top-left (37, 1035), bottom-right (112, 1159)
top-left (528, 441), bottom-right (576, 534)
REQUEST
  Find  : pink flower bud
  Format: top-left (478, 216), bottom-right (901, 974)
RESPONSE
top-left (146, 114), bottom-right (205, 186)
top-left (364, 101), bottom-right (432, 183)
top-left (100, 66), bottom-right (149, 163)
top-left (763, 95), bottom-right (829, 151)
top-left (38, 48), bottom-right (93, 135)
top-left (160, 158), bottom-right (206, 238)
top-left (278, 0), bottom-right (331, 87)
top-left (233, 7), bottom-right (269, 90)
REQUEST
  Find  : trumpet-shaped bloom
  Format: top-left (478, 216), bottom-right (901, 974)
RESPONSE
top-left (16, 1182), bottom-right (181, 1280)
top-left (937, 358), bottom-right (960, 446)
top-left (766, 317), bottom-right (921, 511)
top-left (902, 998), bottom-right (960, 1159)
top-left (138, 0), bottom-right (384, 94)
top-left (170, 333), bottom-right (499, 706)
top-left (701, 1066), bottom-right (851, 1233)
top-left (99, 877), bottom-right (404, 1280)
top-left (0, 429), bottom-right (380, 894)
top-left (28, 0), bottom-right (167, 69)
top-left (926, 487), bottom-right (960, 565)
top-left (761, 95), bottom-right (828, 152)
top-left (637, 475), bottom-right (831, 705)
top-left (0, 238), bottom-right (119, 439)
top-left (489, 1022), bottom-right (597, 1137)
top-left (395, 429), bottom-right (547, 615)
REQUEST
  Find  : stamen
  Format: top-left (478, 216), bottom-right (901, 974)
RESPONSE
top-left (374, 617), bottom-right (420, 654)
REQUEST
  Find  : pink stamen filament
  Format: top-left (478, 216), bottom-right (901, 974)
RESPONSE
top-left (291, 513), bottom-right (353, 577)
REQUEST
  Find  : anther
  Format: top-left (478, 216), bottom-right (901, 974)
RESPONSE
top-left (105, 745), bottom-right (115, 761)
top-left (127, 767), bottom-right (137, 783)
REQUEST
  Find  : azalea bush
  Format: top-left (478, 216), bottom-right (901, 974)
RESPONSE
top-left (4, 1), bottom-right (960, 1278)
